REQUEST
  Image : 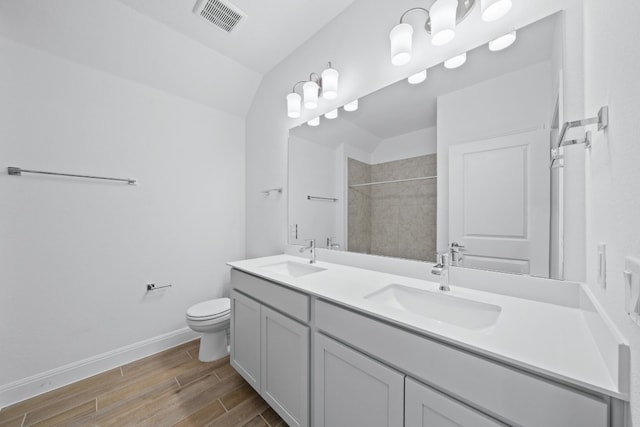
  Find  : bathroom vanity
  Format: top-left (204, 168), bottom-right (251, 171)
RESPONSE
top-left (228, 254), bottom-right (629, 427)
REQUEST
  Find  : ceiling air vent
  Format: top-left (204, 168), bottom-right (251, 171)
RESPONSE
top-left (193, 0), bottom-right (247, 33)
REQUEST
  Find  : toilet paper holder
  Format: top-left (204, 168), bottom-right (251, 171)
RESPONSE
top-left (146, 283), bottom-right (172, 291)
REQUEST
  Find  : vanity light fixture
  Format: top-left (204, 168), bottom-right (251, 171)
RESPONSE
top-left (344, 99), bottom-right (359, 112)
top-left (286, 62), bottom-right (339, 118)
top-left (430, 0), bottom-right (458, 46)
top-left (303, 80), bottom-right (319, 109)
top-left (325, 109), bottom-right (338, 119)
top-left (389, 0), bottom-right (476, 66)
top-left (390, 23), bottom-right (414, 66)
top-left (488, 30), bottom-right (516, 51)
top-left (308, 116), bottom-right (320, 127)
top-left (286, 92), bottom-right (302, 118)
top-left (321, 64), bottom-right (339, 99)
top-left (408, 69), bottom-right (428, 84)
top-left (480, 0), bottom-right (512, 22)
top-left (444, 52), bottom-right (467, 69)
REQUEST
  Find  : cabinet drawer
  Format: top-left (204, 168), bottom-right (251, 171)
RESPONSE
top-left (231, 269), bottom-right (309, 322)
top-left (315, 300), bottom-right (609, 427)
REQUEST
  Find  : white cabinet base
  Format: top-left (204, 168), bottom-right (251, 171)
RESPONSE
top-left (314, 333), bottom-right (404, 427)
top-left (230, 289), bottom-right (261, 391)
top-left (405, 377), bottom-right (505, 427)
top-left (261, 306), bottom-right (309, 427)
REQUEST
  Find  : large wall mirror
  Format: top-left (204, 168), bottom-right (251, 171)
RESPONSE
top-left (288, 12), bottom-right (566, 279)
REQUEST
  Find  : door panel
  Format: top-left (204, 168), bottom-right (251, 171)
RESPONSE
top-left (449, 130), bottom-right (550, 276)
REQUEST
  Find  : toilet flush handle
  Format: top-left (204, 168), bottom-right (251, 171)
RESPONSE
top-left (146, 283), bottom-right (173, 291)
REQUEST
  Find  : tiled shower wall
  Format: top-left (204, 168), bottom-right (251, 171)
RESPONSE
top-left (347, 158), bottom-right (372, 255)
top-left (347, 154), bottom-right (437, 262)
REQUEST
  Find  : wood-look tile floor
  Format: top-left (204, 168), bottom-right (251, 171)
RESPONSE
top-left (0, 340), bottom-right (286, 427)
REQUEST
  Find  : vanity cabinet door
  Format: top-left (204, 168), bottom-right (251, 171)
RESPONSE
top-left (405, 377), bottom-right (505, 427)
top-left (314, 333), bottom-right (404, 427)
top-left (230, 290), bottom-right (261, 392)
top-left (261, 306), bottom-right (309, 427)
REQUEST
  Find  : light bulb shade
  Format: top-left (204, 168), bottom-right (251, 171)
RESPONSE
top-left (430, 0), bottom-right (457, 46)
top-left (481, 0), bottom-right (512, 22)
top-left (390, 23), bottom-right (413, 66)
top-left (408, 69), bottom-right (427, 84)
top-left (322, 67), bottom-right (339, 99)
top-left (444, 52), bottom-right (467, 69)
top-left (325, 109), bottom-right (338, 119)
top-left (344, 99), bottom-right (359, 112)
top-left (308, 116), bottom-right (320, 126)
top-left (303, 80), bottom-right (319, 109)
top-left (489, 30), bottom-right (516, 51)
top-left (286, 92), bottom-right (301, 118)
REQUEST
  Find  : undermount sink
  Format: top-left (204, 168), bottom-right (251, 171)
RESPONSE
top-left (259, 260), bottom-right (326, 278)
top-left (364, 284), bottom-right (501, 330)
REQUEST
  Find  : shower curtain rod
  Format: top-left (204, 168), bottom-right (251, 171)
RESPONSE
top-left (348, 175), bottom-right (437, 188)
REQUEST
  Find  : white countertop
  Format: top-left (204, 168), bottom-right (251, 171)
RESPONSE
top-left (228, 254), bottom-right (629, 400)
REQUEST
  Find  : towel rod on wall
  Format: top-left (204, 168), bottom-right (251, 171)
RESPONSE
top-left (556, 106), bottom-right (608, 149)
top-left (7, 167), bottom-right (137, 185)
top-left (307, 195), bottom-right (338, 202)
top-left (550, 106), bottom-right (608, 169)
top-left (550, 132), bottom-right (592, 170)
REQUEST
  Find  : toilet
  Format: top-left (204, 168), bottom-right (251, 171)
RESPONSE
top-left (185, 297), bottom-right (231, 362)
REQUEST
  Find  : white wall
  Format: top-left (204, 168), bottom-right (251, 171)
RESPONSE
top-left (288, 135), bottom-right (338, 246)
top-left (0, 37), bottom-right (245, 402)
top-left (583, 0), bottom-right (640, 422)
top-left (370, 127), bottom-right (437, 165)
top-left (436, 61), bottom-right (553, 253)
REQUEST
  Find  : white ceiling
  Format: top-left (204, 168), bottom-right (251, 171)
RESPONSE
top-left (0, 0), bottom-right (357, 116)
top-left (115, 0), bottom-right (357, 74)
top-left (293, 13), bottom-right (559, 146)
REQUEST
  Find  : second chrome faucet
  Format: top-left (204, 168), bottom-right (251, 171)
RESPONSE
top-left (431, 252), bottom-right (450, 292)
top-left (299, 239), bottom-right (316, 264)
top-left (432, 242), bottom-right (466, 291)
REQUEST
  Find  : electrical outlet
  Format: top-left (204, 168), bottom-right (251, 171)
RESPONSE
top-left (624, 257), bottom-right (640, 327)
top-left (597, 243), bottom-right (607, 288)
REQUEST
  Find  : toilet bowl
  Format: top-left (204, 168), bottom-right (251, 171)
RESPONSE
top-left (185, 297), bottom-right (231, 362)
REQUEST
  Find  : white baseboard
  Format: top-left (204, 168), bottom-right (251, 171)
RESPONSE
top-left (0, 327), bottom-right (199, 409)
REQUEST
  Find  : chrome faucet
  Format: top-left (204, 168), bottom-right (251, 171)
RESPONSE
top-left (299, 239), bottom-right (316, 264)
top-left (431, 253), bottom-right (450, 292)
top-left (326, 237), bottom-right (340, 250)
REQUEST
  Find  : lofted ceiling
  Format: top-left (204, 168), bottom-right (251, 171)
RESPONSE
top-left (0, 0), bottom-right (356, 116)
top-left (115, 0), bottom-right (357, 74)
top-left (292, 13), bottom-right (559, 148)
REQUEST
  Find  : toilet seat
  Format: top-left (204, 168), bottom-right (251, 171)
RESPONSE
top-left (186, 311), bottom-right (230, 322)
top-left (185, 297), bottom-right (231, 362)
top-left (186, 298), bottom-right (230, 322)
